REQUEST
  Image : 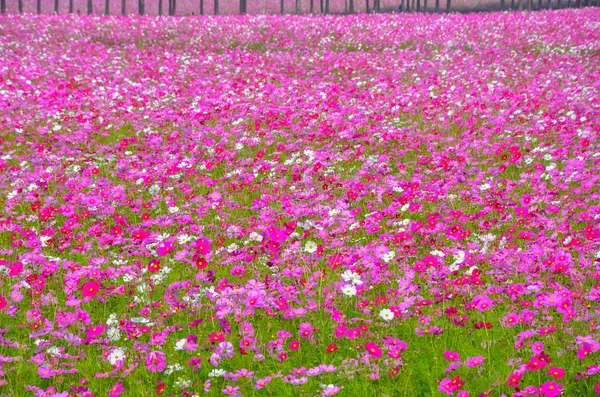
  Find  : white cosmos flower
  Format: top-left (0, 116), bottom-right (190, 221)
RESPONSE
top-left (46, 346), bottom-right (60, 356)
top-left (379, 308), bottom-right (395, 321)
top-left (208, 369), bottom-right (226, 378)
top-left (107, 327), bottom-right (121, 342)
top-left (453, 250), bottom-right (465, 264)
top-left (107, 348), bottom-right (126, 365)
top-left (106, 313), bottom-right (118, 326)
top-left (341, 270), bottom-right (362, 285)
top-left (249, 232), bottom-right (263, 242)
top-left (175, 338), bottom-right (188, 350)
top-left (382, 251), bottom-right (396, 263)
top-left (341, 284), bottom-right (357, 297)
top-left (304, 241), bottom-right (318, 253)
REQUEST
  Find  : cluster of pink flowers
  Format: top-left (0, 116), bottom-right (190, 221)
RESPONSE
top-left (0, 7), bottom-right (599, 397)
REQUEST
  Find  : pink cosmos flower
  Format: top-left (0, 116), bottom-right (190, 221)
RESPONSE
top-left (196, 238), bottom-right (212, 255)
top-left (546, 367), bottom-right (565, 379)
top-left (465, 356), bottom-right (483, 367)
top-left (255, 376), bottom-right (272, 389)
top-left (364, 341), bottom-right (382, 358)
top-left (82, 281), bottom-right (99, 298)
top-left (145, 351), bottom-right (166, 373)
top-left (444, 351), bottom-right (461, 361)
top-left (539, 381), bottom-right (562, 397)
top-left (299, 322), bottom-right (313, 338)
top-left (108, 382), bottom-right (124, 397)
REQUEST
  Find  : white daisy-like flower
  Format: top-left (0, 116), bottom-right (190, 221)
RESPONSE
top-left (208, 369), bottom-right (226, 378)
top-left (177, 234), bottom-right (193, 245)
top-left (379, 308), bottom-right (395, 321)
top-left (107, 348), bottom-right (126, 365)
top-left (382, 251), bottom-right (396, 263)
top-left (341, 284), bottom-right (357, 297)
top-left (341, 270), bottom-right (362, 285)
top-left (107, 327), bottom-right (121, 342)
top-left (174, 338), bottom-right (188, 350)
top-left (304, 241), bottom-right (318, 254)
top-left (453, 250), bottom-right (465, 264)
top-left (46, 346), bottom-right (60, 356)
top-left (249, 232), bottom-right (263, 242)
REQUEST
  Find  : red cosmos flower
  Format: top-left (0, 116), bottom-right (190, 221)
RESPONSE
top-left (195, 257), bottom-right (208, 270)
top-left (526, 355), bottom-right (548, 371)
top-left (327, 344), bottom-right (338, 353)
top-left (546, 367), bottom-right (565, 379)
top-left (289, 340), bottom-right (300, 351)
top-left (278, 352), bottom-right (288, 362)
top-left (0, 295), bottom-right (7, 310)
top-left (364, 341), bottom-right (382, 358)
top-left (507, 372), bottom-right (522, 388)
top-left (82, 281), bottom-right (99, 298)
top-left (156, 380), bottom-right (166, 395)
top-left (148, 259), bottom-right (161, 273)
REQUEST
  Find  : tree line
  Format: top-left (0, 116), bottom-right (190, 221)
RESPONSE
top-left (0, 0), bottom-right (598, 15)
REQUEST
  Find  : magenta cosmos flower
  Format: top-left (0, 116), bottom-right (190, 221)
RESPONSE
top-left (364, 341), bottom-right (382, 358)
top-left (145, 351), bottom-right (167, 373)
top-left (82, 281), bottom-right (99, 298)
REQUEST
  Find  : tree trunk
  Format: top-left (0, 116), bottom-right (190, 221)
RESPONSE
top-left (326, 0), bottom-right (329, 13)
top-left (18, 0), bottom-right (22, 13)
top-left (199, 0), bottom-right (203, 14)
top-left (172, 0), bottom-right (176, 14)
top-left (281, 0), bottom-right (284, 13)
top-left (320, 0), bottom-right (323, 12)
top-left (38, 0), bottom-right (42, 13)
top-left (121, 0), bottom-right (125, 14)
top-left (566, 0), bottom-right (570, 7)
top-left (310, 0), bottom-right (313, 13)
top-left (518, 0), bottom-right (522, 10)
top-left (575, 0), bottom-right (580, 7)
top-left (423, 0), bottom-right (427, 12)
top-left (54, 0), bottom-right (59, 13)
top-left (158, 0), bottom-right (162, 14)
top-left (527, 0), bottom-right (531, 10)
top-left (0, 0), bottom-right (5, 14)
top-left (69, 0), bottom-right (74, 13)
top-left (435, 0), bottom-right (439, 11)
top-left (349, 0), bottom-right (354, 12)
top-left (296, 0), bottom-right (301, 13)
top-left (214, 0), bottom-right (218, 14)
top-left (537, 0), bottom-right (541, 8)
top-left (446, 0), bottom-right (450, 12)
top-left (87, 0), bottom-right (92, 14)
top-left (139, 0), bottom-right (144, 14)
top-left (500, 0), bottom-right (504, 8)
top-left (105, 0), bottom-right (109, 14)
top-left (417, 0), bottom-right (420, 12)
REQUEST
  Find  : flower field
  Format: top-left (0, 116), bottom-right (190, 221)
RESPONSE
top-left (1, 9), bottom-right (600, 397)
